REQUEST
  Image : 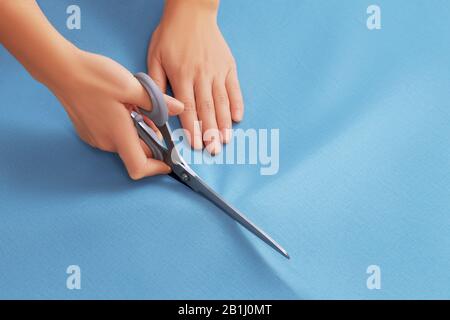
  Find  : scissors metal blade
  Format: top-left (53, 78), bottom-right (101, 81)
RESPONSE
top-left (131, 113), bottom-right (290, 259)
top-left (170, 159), bottom-right (290, 259)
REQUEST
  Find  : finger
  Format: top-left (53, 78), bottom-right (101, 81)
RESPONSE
top-left (139, 139), bottom-right (153, 158)
top-left (123, 76), bottom-right (153, 110)
top-left (122, 76), bottom-right (183, 116)
top-left (114, 108), bottom-right (171, 179)
top-left (213, 78), bottom-right (232, 144)
top-left (195, 77), bottom-right (221, 155)
top-left (164, 94), bottom-right (184, 116)
top-left (226, 67), bottom-right (244, 122)
top-left (148, 57), bottom-right (167, 93)
top-left (171, 79), bottom-right (203, 149)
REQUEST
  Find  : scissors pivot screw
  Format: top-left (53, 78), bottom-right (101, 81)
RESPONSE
top-left (180, 172), bottom-right (189, 182)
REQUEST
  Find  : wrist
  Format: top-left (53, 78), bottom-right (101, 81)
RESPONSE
top-left (162, 0), bottom-right (219, 25)
top-left (165, 0), bottom-right (219, 12)
top-left (32, 42), bottom-right (81, 90)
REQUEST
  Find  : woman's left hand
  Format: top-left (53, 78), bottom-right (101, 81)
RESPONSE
top-left (147, 0), bottom-right (244, 155)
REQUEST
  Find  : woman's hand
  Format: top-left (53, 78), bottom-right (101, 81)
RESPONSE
top-left (147, 0), bottom-right (244, 154)
top-left (48, 49), bottom-right (184, 179)
top-left (0, 0), bottom-right (184, 180)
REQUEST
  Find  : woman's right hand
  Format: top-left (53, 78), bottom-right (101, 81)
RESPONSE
top-left (1, 1), bottom-right (183, 179)
top-left (47, 49), bottom-right (184, 180)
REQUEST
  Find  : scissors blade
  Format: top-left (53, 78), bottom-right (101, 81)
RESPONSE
top-left (131, 117), bottom-right (289, 259)
top-left (171, 163), bottom-right (290, 259)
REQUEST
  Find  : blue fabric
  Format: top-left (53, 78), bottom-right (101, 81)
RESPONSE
top-left (1, 0), bottom-right (449, 299)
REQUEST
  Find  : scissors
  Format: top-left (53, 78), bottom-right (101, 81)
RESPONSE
top-left (130, 72), bottom-right (289, 259)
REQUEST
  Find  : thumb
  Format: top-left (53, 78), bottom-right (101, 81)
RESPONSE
top-left (124, 76), bottom-right (153, 110)
top-left (165, 95), bottom-right (184, 116)
top-left (123, 76), bottom-right (183, 116)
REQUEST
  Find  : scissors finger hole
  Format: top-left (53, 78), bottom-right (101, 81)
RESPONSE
top-left (142, 114), bottom-right (163, 141)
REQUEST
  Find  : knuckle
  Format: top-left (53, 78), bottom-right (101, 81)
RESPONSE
top-left (128, 166), bottom-right (144, 180)
top-left (193, 63), bottom-right (208, 76)
top-left (96, 141), bottom-right (114, 152)
top-left (183, 100), bottom-right (197, 113)
top-left (231, 100), bottom-right (243, 109)
top-left (215, 94), bottom-right (229, 106)
top-left (199, 99), bottom-right (214, 112)
top-left (175, 66), bottom-right (191, 78)
top-left (129, 172), bottom-right (142, 181)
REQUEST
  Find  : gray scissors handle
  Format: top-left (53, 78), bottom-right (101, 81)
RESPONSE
top-left (131, 73), bottom-right (170, 161)
top-left (131, 111), bottom-right (167, 161)
top-left (135, 72), bottom-right (168, 127)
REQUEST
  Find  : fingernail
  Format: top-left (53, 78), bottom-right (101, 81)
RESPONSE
top-left (233, 110), bottom-right (243, 122)
top-left (206, 139), bottom-right (222, 155)
top-left (193, 135), bottom-right (203, 150)
top-left (221, 128), bottom-right (231, 144)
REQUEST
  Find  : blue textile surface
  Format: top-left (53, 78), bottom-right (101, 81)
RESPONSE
top-left (1, 0), bottom-right (449, 299)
